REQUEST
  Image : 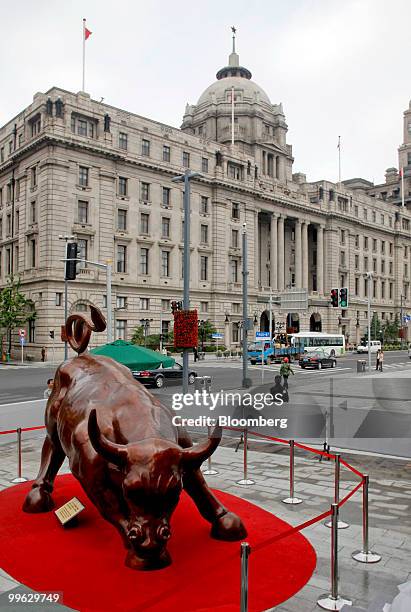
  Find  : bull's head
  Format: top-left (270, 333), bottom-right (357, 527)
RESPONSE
top-left (88, 409), bottom-right (221, 569)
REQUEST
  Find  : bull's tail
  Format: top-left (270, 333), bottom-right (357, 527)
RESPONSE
top-left (65, 306), bottom-right (106, 355)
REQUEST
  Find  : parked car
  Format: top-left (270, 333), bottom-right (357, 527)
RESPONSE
top-left (408, 343), bottom-right (411, 359)
top-left (132, 362), bottom-right (197, 388)
top-left (357, 341), bottom-right (381, 354)
top-left (299, 351), bottom-right (337, 369)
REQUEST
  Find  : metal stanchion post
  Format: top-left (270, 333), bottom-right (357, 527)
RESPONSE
top-left (352, 475), bottom-right (381, 563)
top-left (282, 439), bottom-right (302, 504)
top-left (318, 504), bottom-right (352, 610)
top-left (202, 425), bottom-right (219, 476)
top-left (240, 542), bottom-right (251, 612)
top-left (236, 428), bottom-right (255, 486)
top-left (11, 428), bottom-right (28, 483)
top-left (325, 454), bottom-right (349, 529)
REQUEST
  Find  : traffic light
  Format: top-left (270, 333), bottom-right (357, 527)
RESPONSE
top-left (339, 287), bottom-right (348, 309)
top-left (330, 288), bottom-right (339, 308)
top-left (65, 242), bottom-right (78, 280)
top-left (49, 330), bottom-right (55, 339)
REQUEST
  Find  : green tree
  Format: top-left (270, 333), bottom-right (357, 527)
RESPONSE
top-left (198, 320), bottom-right (217, 349)
top-left (0, 276), bottom-right (36, 356)
top-left (131, 325), bottom-right (145, 346)
top-left (383, 315), bottom-right (400, 344)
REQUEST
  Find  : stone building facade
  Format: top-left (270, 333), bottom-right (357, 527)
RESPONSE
top-left (1, 45), bottom-right (411, 359)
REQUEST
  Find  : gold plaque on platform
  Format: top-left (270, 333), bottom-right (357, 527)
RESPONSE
top-left (54, 497), bottom-right (85, 526)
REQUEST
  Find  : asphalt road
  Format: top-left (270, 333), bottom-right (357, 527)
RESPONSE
top-left (1, 351), bottom-right (410, 457)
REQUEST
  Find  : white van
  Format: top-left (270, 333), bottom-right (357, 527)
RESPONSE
top-left (357, 341), bottom-right (382, 354)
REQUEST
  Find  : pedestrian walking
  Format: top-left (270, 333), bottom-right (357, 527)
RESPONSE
top-left (280, 357), bottom-right (294, 390)
top-left (375, 348), bottom-right (381, 371)
top-left (41, 346), bottom-right (46, 362)
top-left (43, 378), bottom-right (54, 399)
top-left (193, 346), bottom-right (198, 362)
top-left (379, 349), bottom-right (384, 372)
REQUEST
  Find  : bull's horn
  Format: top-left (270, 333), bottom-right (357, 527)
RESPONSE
top-left (181, 424), bottom-right (222, 469)
top-left (88, 409), bottom-right (128, 468)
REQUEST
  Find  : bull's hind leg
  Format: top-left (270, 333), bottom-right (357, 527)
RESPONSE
top-left (178, 429), bottom-right (247, 541)
top-left (22, 435), bottom-right (65, 513)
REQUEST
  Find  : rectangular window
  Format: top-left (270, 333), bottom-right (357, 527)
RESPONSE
top-left (79, 166), bottom-right (89, 187)
top-left (355, 235), bottom-right (359, 248)
top-left (140, 213), bottom-right (149, 234)
top-left (389, 261), bottom-right (393, 275)
top-left (340, 230), bottom-right (345, 245)
top-left (78, 119), bottom-right (88, 136)
top-left (30, 201), bottom-right (36, 224)
top-left (117, 209), bottom-right (127, 231)
top-left (381, 260), bottom-right (385, 274)
top-left (200, 196), bottom-right (209, 214)
top-left (373, 238), bottom-right (377, 252)
top-left (30, 239), bottom-right (36, 267)
top-left (161, 217), bottom-right (170, 238)
top-left (389, 242), bottom-right (393, 255)
top-left (31, 167), bottom-right (37, 188)
top-left (119, 132), bottom-right (128, 150)
top-left (200, 256), bottom-right (208, 281)
top-left (373, 280), bottom-right (377, 298)
top-left (381, 281), bottom-right (385, 298)
top-left (117, 296), bottom-right (127, 309)
top-left (55, 292), bottom-right (62, 306)
top-left (116, 319), bottom-right (127, 340)
top-left (355, 254), bottom-right (359, 269)
top-left (31, 116), bottom-right (41, 137)
top-left (373, 258), bottom-right (377, 272)
top-left (354, 205), bottom-right (358, 217)
top-left (364, 236), bottom-right (368, 250)
top-left (161, 299), bottom-right (170, 311)
top-left (231, 229), bottom-right (239, 248)
top-left (200, 301), bottom-right (208, 313)
top-left (232, 303), bottom-right (240, 313)
top-left (232, 202), bottom-right (240, 219)
top-left (228, 162), bottom-right (242, 180)
top-left (363, 208), bottom-right (368, 220)
top-left (364, 256), bottom-right (369, 271)
top-left (405, 264), bottom-right (408, 277)
top-left (381, 240), bottom-right (385, 253)
top-left (162, 187), bottom-right (171, 207)
top-left (140, 297), bottom-right (150, 310)
top-left (140, 247), bottom-right (149, 274)
top-left (200, 224), bottom-right (208, 243)
top-left (182, 151), bottom-right (190, 167)
top-left (141, 139), bottom-right (150, 156)
top-left (355, 277), bottom-right (359, 295)
top-left (117, 245), bottom-right (127, 273)
top-left (77, 238), bottom-right (88, 268)
top-left (163, 145), bottom-right (171, 162)
top-left (6, 214), bottom-right (11, 236)
top-left (201, 157), bottom-right (209, 173)
top-left (230, 259), bottom-right (238, 282)
top-left (78, 200), bottom-right (88, 224)
top-left (118, 177), bottom-right (128, 197)
top-left (140, 182), bottom-right (150, 201)
top-left (389, 282), bottom-right (393, 299)
top-left (161, 250), bottom-right (170, 277)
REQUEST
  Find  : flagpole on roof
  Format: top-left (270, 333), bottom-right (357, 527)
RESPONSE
top-left (337, 135), bottom-right (341, 185)
top-left (82, 18), bottom-right (86, 91)
top-left (401, 167), bottom-right (405, 208)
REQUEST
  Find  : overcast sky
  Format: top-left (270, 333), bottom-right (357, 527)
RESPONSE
top-left (1, 0), bottom-right (410, 184)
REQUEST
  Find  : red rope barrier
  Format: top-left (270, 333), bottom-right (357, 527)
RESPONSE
top-left (0, 429), bottom-right (17, 436)
top-left (338, 479), bottom-right (364, 507)
top-left (293, 440), bottom-right (336, 459)
top-left (340, 458), bottom-right (365, 479)
top-left (0, 425), bottom-right (45, 436)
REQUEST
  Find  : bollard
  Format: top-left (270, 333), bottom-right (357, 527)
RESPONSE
top-left (318, 504), bottom-right (352, 610)
top-left (240, 542), bottom-right (251, 612)
top-left (236, 428), bottom-right (255, 486)
top-left (325, 454), bottom-right (349, 529)
top-left (202, 426), bottom-right (219, 476)
top-left (352, 475), bottom-right (382, 563)
top-left (11, 428), bottom-right (28, 484)
top-left (282, 440), bottom-right (302, 504)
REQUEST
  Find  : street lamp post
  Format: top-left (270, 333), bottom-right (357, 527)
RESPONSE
top-left (365, 272), bottom-right (373, 371)
top-left (400, 294), bottom-right (404, 349)
top-left (242, 223), bottom-right (252, 388)
top-left (59, 234), bottom-right (76, 360)
top-left (172, 169), bottom-right (202, 394)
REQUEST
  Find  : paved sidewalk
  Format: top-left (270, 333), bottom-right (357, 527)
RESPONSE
top-left (1, 433), bottom-right (410, 611)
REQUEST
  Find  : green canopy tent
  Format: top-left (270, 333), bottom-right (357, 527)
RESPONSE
top-left (90, 339), bottom-right (175, 370)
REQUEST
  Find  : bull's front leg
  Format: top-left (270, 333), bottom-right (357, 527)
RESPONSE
top-left (178, 429), bottom-right (247, 541)
top-left (23, 434), bottom-right (65, 513)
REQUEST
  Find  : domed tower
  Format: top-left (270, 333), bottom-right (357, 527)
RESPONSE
top-left (181, 29), bottom-right (293, 181)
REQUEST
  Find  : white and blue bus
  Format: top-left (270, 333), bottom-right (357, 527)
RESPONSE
top-left (290, 332), bottom-right (345, 357)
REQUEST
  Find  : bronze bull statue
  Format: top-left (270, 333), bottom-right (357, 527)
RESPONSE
top-left (23, 307), bottom-right (246, 569)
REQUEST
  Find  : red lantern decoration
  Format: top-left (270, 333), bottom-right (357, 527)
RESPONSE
top-left (174, 310), bottom-right (198, 348)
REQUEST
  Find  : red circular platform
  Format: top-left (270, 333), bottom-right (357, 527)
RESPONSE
top-left (0, 475), bottom-right (316, 611)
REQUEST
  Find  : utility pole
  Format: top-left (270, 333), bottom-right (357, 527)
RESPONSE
top-left (59, 234), bottom-right (76, 360)
top-left (400, 293), bottom-right (404, 349)
top-left (365, 272), bottom-right (373, 371)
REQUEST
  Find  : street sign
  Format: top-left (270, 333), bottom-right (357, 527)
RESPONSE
top-left (279, 289), bottom-right (308, 311)
top-left (18, 329), bottom-right (26, 338)
top-left (212, 333), bottom-right (223, 339)
top-left (256, 331), bottom-right (270, 339)
top-left (19, 337), bottom-right (26, 346)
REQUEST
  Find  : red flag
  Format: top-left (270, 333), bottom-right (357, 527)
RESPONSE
top-left (399, 167), bottom-right (403, 178)
top-left (84, 27), bottom-right (92, 40)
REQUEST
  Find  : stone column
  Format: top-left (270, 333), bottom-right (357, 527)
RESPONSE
top-left (254, 210), bottom-right (260, 287)
top-left (295, 219), bottom-right (302, 288)
top-left (277, 215), bottom-right (285, 291)
top-left (270, 213), bottom-right (278, 290)
top-left (224, 319), bottom-right (230, 349)
top-left (317, 225), bottom-right (324, 294)
top-left (302, 221), bottom-right (309, 289)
